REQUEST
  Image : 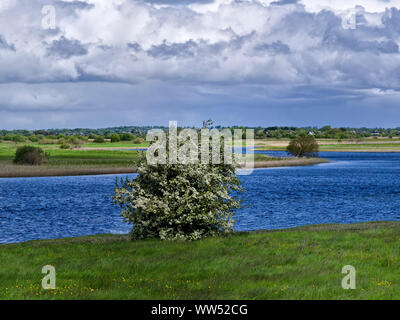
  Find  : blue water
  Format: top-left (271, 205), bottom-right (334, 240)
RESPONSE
top-left (1, 152), bottom-right (400, 244)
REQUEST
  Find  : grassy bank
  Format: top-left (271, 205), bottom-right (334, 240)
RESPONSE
top-left (1, 221), bottom-right (399, 299)
top-left (0, 142), bottom-right (142, 177)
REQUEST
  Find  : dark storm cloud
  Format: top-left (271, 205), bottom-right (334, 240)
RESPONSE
top-left (47, 37), bottom-right (88, 59)
top-left (143, 0), bottom-right (214, 5)
top-left (56, 0), bottom-right (94, 10)
top-left (147, 40), bottom-right (198, 58)
top-left (254, 41), bottom-right (291, 55)
top-left (0, 35), bottom-right (15, 51)
top-left (271, 0), bottom-right (299, 6)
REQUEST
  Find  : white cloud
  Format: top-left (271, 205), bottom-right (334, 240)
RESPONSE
top-left (1, 0), bottom-right (400, 128)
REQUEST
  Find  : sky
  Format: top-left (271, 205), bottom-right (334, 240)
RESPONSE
top-left (2, 0), bottom-right (400, 129)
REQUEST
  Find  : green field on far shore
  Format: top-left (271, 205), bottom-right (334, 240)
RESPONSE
top-left (1, 221), bottom-right (399, 300)
top-left (0, 142), bottom-right (144, 166)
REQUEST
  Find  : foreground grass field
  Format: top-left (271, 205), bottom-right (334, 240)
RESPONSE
top-left (1, 221), bottom-right (400, 299)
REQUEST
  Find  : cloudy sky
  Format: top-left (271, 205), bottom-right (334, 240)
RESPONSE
top-left (1, 0), bottom-right (400, 129)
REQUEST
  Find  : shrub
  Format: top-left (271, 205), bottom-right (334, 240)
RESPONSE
top-left (60, 143), bottom-right (71, 149)
top-left (12, 135), bottom-right (27, 143)
top-left (69, 137), bottom-right (84, 147)
top-left (113, 141), bottom-right (243, 241)
top-left (13, 146), bottom-right (48, 165)
top-left (286, 134), bottom-right (319, 158)
top-left (93, 136), bottom-right (105, 143)
top-left (133, 137), bottom-right (144, 144)
top-left (3, 134), bottom-right (14, 141)
top-left (120, 133), bottom-right (133, 141)
top-left (39, 138), bottom-right (57, 145)
top-left (110, 134), bottom-right (121, 142)
top-left (28, 135), bottom-right (40, 142)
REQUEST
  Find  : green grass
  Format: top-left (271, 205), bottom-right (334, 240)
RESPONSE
top-left (0, 142), bottom-right (142, 166)
top-left (1, 221), bottom-right (400, 299)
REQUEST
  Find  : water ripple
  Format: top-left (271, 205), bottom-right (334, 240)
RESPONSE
top-left (1, 152), bottom-right (400, 243)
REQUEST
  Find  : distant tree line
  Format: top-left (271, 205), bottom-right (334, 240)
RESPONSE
top-left (1, 125), bottom-right (400, 142)
top-left (0, 127), bottom-right (149, 145)
top-left (252, 126), bottom-right (400, 140)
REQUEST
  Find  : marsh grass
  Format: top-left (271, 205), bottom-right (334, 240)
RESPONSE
top-left (1, 221), bottom-right (400, 299)
top-left (252, 157), bottom-right (329, 168)
top-left (0, 163), bottom-right (138, 177)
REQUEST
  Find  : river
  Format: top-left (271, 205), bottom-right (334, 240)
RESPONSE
top-left (1, 151), bottom-right (400, 244)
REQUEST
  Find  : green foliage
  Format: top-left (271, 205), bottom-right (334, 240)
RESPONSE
top-left (13, 146), bottom-right (48, 165)
top-left (39, 138), bottom-right (57, 145)
top-left (68, 137), bottom-right (84, 147)
top-left (0, 125), bottom-right (399, 142)
top-left (12, 135), bottom-right (27, 143)
top-left (28, 135), bottom-right (39, 142)
top-left (110, 134), bottom-right (120, 143)
top-left (113, 147), bottom-right (243, 241)
top-left (60, 143), bottom-right (71, 149)
top-left (119, 133), bottom-right (134, 141)
top-left (3, 134), bottom-right (14, 141)
top-left (57, 138), bottom-right (67, 145)
top-left (287, 134), bottom-right (319, 158)
top-left (133, 137), bottom-right (144, 144)
top-left (93, 136), bottom-right (105, 143)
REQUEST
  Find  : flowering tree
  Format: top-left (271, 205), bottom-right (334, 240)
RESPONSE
top-left (112, 137), bottom-right (243, 241)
